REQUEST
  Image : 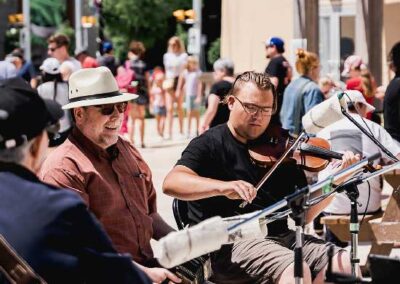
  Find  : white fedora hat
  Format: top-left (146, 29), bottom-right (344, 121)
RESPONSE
top-left (62, 67), bottom-right (138, 109)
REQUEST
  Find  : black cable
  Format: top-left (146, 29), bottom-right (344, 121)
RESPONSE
top-left (343, 92), bottom-right (375, 137)
top-left (359, 180), bottom-right (371, 225)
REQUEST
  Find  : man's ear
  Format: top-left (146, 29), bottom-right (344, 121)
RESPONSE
top-left (227, 96), bottom-right (235, 111)
top-left (73, 107), bottom-right (84, 124)
top-left (29, 131), bottom-right (45, 157)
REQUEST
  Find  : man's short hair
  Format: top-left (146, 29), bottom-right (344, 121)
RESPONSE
top-left (129, 41), bottom-right (146, 57)
top-left (213, 58), bottom-right (234, 76)
top-left (48, 34), bottom-right (70, 48)
top-left (225, 71), bottom-right (277, 114)
top-left (0, 140), bottom-right (32, 164)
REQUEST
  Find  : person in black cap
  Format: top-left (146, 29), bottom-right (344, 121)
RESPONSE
top-left (0, 77), bottom-right (151, 284)
top-left (264, 36), bottom-right (292, 125)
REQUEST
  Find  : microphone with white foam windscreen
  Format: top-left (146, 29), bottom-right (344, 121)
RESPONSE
top-left (155, 212), bottom-right (267, 268)
top-left (302, 92), bottom-right (348, 135)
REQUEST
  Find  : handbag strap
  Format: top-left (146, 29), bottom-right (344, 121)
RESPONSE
top-left (293, 78), bottom-right (312, 136)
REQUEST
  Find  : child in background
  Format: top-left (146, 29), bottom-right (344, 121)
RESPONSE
top-left (176, 56), bottom-right (202, 138)
top-left (319, 76), bottom-right (341, 99)
top-left (150, 70), bottom-right (167, 139)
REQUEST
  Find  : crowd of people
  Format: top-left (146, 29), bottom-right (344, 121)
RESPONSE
top-left (1, 31), bottom-right (400, 284)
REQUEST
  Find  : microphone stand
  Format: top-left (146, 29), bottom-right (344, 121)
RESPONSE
top-left (286, 186), bottom-right (308, 284)
top-left (227, 154), bottom-right (380, 283)
top-left (335, 181), bottom-right (361, 278)
top-left (321, 161), bottom-right (400, 283)
top-left (340, 107), bottom-right (398, 162)
top-left (228, 153), bottom-right (381, 233)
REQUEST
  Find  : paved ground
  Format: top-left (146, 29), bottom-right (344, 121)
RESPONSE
top-left (135, 116), bottom-right (400, 273)
top-left (134, 117), bottom-right (190, 228)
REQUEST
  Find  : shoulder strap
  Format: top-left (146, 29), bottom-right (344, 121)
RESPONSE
top-left (293, 79), bottom-right (313, 136)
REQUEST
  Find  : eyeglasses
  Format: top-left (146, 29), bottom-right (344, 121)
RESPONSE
top-left (233, 96), bottom-right (273, 116)
top-left (93, 102), bottom-right (128, 116)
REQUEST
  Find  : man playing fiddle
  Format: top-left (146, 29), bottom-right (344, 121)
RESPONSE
top-left (163, 71), bottom-right (360, 284)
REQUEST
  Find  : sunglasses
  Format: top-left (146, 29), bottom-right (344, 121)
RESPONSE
top-left (48, 46), bottom-right (60, 52)
top-left (93, 102), bottom-right (128, 116)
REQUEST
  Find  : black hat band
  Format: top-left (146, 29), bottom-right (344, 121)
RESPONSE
top-left (69, 91), bottom-right (122, 103)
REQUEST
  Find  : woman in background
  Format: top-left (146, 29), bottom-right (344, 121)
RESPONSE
top-left (126, 40), bottom-right (150, 148)
top-left (342, 55), bottom-right (377, 121)
top-left (280, 49), bottom-right (324, 136)
top-left (199, 58), bottom-right (235, 134)
top-left (37, 57), bottom-right (71, 147)
top-left (163, 36), bottom-right (188, 140)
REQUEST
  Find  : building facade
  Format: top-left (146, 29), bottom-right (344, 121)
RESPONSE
top-left (221, 0), bottom-right (400, 86)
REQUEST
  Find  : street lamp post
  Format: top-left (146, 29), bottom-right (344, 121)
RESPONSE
top-left (22, 0), bottom-right (31, 61)
top-left (75, 0), bottom-right (83, 51)
top-left (173, 1), bottom-right (203, 69)
top-left (192, 0), bottom-right (202, 58)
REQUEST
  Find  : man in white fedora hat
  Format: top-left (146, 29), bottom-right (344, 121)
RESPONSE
top-left (39, 67), bottom-right (181, 283)
top-left (317, 89), bottom-right (400, 246)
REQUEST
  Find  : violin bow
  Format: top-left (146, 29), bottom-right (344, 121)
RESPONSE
top-left (239, 131), bottom-right (307, 208)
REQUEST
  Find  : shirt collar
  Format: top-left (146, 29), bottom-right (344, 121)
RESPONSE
top-left (70, 127), bottom-right (119, 161)
top-left (0, 162), bottom-right (39, 182)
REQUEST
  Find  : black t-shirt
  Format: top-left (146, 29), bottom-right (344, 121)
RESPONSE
top-left (129, 58), bottom-right (149, 96)
top-left (99, 55), bottom-right (118, 76)
top-left (265, 55), bottom-right (290, 95)
top-left (176, 124), bottom-right (307, 235)
top-left (206, 80), bottom-right (232, 128)
top-left (265, 55), bottom-right (290, 125)
top-left (384, 76), bottom-right (400, 142)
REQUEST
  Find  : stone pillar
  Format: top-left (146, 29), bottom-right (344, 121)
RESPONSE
top-left (293, 0), bottom-right (319, 54)
top-left (356, 0), bottom-right (383, 85)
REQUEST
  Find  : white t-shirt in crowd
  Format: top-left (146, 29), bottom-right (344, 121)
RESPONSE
top-left (317, 113), bottom-right (400, 214)
top-left (182, 69), bottom-right (202, 97)
top-left (163, 52), bottom-right (188, 79)
top-left (151, 85), bottom-right (165, 107)
top-left (37, 81), bottom-right (71, 132)
top-left (61, 57), bottom-right (81, 74)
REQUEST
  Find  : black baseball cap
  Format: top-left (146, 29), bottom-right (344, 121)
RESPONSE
top-left (0, 77), bottom-right (64, 149)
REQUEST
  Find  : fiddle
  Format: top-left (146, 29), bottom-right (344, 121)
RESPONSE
top-left (240, 125), bottom-right (379, 209)
top-left (247, 124), bottom-right (342, 172)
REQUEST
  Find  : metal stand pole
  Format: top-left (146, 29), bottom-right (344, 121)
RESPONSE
top-left (286, 187), bottom-right (308, 284)
top-left (294, 225), bottom-right (304, 284)
top-left (345, 184), bottom-right (361, 277)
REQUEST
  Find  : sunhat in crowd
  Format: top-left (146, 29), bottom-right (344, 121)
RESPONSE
top-left (40, 58), bottom-right (61, 75)
top-left (341, 55), bottom-right (366, 77)
top-left (343, 90), bottom-right (375, 113)
top-left (62, 67), bottom-right (138, 110)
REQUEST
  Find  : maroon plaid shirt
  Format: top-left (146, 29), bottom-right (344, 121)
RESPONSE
top-left (39, 127), bottom-right (157, 264)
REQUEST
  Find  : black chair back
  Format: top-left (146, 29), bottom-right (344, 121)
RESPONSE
top-left (172, 198), bottom-right (190, 230)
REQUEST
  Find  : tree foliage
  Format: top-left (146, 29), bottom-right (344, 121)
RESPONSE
top-left (207, 37), bottom-right (220, 66)
top-left (102, 0), bottom-right (191, 57)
